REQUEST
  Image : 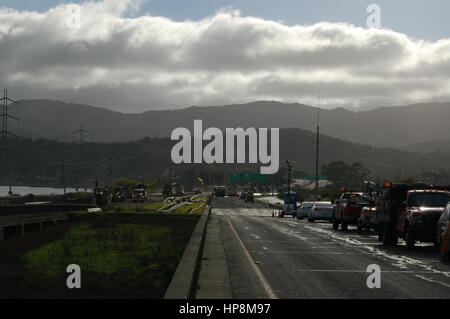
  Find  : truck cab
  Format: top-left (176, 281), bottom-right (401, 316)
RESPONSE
top-left (281, 191), bottom-right (298, 217)
top-left (377, 183), bottom-right (450, 249)
top-left (397, 190), bottom-right (450, 248)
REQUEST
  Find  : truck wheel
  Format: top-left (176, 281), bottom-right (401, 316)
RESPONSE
top-left (332, 219), bottom-right (339, 230)
top-left (341, 221), bottom-right (348, 231)
top-left (405, 224), bottom-right (415, 250)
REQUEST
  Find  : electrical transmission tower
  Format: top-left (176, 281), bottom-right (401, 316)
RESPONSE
top-left (72, 123), bottom-right (90, 188)
top-left (72, 122), bottom-right (90, 161)
top-left (73, 122), bottom-right (90, 144)
top-left (0, 89), bottom-right (20, 196)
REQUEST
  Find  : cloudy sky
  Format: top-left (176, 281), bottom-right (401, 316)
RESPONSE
top-left (0, 0), bottom-right (449, 112)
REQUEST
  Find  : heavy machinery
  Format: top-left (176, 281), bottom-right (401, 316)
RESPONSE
top-left (94, 187), bottom-right (111, 206)
top-left (112, 187), bottom-right (127, 203)
top-left (214, 186), bottom-right (227, 197)
top-left (132, 184), bottom-right (147, 203)
top-left (377, 183), bottom-right (450, 249)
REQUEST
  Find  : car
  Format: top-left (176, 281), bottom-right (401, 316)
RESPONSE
top-left (297, 201), bottom-right (314, 219)
top-left (437, 203), bottom-right (450, 247)
top-left (245, 192), bottom-right (255, 203)
top-left (308, 201), bottom-right (333, 222)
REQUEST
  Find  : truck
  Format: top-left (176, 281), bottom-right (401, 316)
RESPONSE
top-left (376, 183), bottom-right (450, 249)
top-left (214, 186), bottom-right (227, 197)
top-left (280, 191), bottom-right (298, 217)
top-left (132, 184), bottom-right (147, 203)
top-left (94, 187), bottom-right (111, 206)
top-left (332, 192), bottom-right (372, 230)
top-left (112, 187), bottom-right (127, 203)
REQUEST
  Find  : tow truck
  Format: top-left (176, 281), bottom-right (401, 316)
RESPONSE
top-left (377, 183), bottom-right (450, 249)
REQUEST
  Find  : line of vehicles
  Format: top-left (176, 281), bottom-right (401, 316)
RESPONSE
top-left (93, 182), bottom-right (187, 206)
top-left (213, 186), bottom-right (256, 203)
top-left (93, 183), bottom-right (149, 205)
top-left (283, 183), bottom-right (450, 261)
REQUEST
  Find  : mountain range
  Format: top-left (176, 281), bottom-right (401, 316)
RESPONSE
top-left (7, 99), bottom-right (450, 148)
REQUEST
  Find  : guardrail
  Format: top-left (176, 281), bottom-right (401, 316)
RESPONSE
top-left (164, 204), bottom-right (212, 299)
top-left (0, 204), bottom-right (95, 216)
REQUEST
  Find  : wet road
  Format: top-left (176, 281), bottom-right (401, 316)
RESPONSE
top-left (208, 197), bottom-right (450, 299)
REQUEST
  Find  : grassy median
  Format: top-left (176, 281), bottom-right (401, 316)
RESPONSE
top-left (0, 199), bottom-right (206, 299)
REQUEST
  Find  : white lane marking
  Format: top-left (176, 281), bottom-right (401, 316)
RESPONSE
top-left (290, 220), bottom-right (450, 286)
top-left (249, 250), bottom-right (364, 255)
top-left (294, 269), bottom-right (448, 274)
top-left (250, 234), bottom-right (261, 239)
top-left (262, 246), bottom-right (269, 251)
top-left (226, 218), bottom-right (278, 299)
top-left (415, 275), bottom-right (450, 289)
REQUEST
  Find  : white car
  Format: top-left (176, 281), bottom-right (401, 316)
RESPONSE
top-left (308, 201), bottom-right (334, 222)
top-left (297, 201), bottom-right (314, 219)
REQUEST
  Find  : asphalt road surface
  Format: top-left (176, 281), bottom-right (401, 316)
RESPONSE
top-left (201, 197), bottom-right (450, 299)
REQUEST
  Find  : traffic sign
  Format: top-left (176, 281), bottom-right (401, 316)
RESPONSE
top-left (230, 173), bottom-right (268, 182)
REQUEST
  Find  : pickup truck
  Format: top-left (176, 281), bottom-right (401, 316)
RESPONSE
top-left (333, 192), bottom-right (373, 231)
top-left (398, 189), bottom-right (450, 248)
top-left (377, 183), bottom-right (450, 249)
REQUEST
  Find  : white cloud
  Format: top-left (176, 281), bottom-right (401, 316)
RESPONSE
top-left (0, 0), bottom-right (450, 112)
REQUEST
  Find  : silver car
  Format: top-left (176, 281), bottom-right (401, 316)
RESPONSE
top-left (297, 201), bottom-right (314, 219)
top-left (308, 201), bottom-right (334, 222)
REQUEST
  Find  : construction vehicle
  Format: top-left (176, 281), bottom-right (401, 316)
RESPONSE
top-left (214, 186), bottom-right (227, 197)
top-left (377, 183), bottom-right (450, 249)
top-left (94, 187), bottom-right (111, 206)
top-left (112, 187), bottom-right (127, 203)
top-left (132, 184), bottom-right (147, 203)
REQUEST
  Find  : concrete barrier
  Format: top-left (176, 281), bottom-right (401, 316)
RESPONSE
top-left (164, 204), bottom-right (212, 299)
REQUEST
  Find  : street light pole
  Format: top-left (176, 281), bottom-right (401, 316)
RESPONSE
top-left (286, 160), bottom-right (293, 207)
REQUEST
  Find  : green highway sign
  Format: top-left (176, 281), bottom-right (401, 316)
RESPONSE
top-left (230, 173), bottom-right (269, 182)
top-left (304, 176), bottom-right (328, 181)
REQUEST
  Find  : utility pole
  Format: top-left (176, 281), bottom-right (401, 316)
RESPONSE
top-left (61, 158), bottom-right (67, 196)
top-left (286, 160), bottom-right (293, 205)
top-left (314, 90), bottom-right (320, 196)
top-left (0, 89), bottom-right (20, 196)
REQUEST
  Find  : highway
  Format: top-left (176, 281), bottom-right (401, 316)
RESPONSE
top-left (197, 197), bottom-right (450, 299)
